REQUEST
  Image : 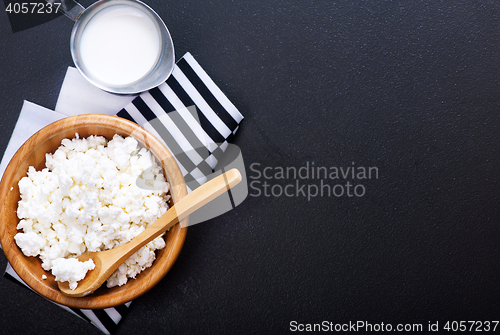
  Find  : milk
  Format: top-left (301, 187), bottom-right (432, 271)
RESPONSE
top-left (79, 4), bottom-right (161, 87)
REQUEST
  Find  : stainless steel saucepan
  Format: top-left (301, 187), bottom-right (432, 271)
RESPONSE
top-left (50, 0), bottom-right (174, 94)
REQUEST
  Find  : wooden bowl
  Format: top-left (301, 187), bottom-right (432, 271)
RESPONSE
top-left (0, 114), bottom-right (188, 309)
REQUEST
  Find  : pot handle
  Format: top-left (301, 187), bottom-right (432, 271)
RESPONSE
top-left (46, 0), bottom-right (85, 22)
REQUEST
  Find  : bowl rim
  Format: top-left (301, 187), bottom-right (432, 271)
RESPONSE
top-left (0, 114), bottom-right (188, 309)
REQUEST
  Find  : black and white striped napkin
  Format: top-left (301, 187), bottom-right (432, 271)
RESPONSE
top-left (117, 52), bottom-right (243, 192)
top-left (1, 52), bottom-right (244, 334)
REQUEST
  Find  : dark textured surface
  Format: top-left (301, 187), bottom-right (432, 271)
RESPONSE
top-left (1, 0), bottom-right (500, 334)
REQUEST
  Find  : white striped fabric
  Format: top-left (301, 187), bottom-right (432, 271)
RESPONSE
top-left (117, 52), bottom-right (244, 192)
top-left (2, 52), bottom-right (243, 334)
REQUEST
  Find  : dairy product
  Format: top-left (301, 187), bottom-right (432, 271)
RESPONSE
top-left (79, 4), bottom-right (161, 86)
top-left (51, 258), bottom-right (96, 290)
top-left (14, 134), bottom-right (170, 290)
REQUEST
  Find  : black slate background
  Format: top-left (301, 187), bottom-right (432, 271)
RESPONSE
top-left (1, 0), bottom-right (499, 334)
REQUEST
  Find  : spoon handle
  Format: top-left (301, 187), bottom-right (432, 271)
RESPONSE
top-left (45, 0), bottom-right (85, 22)
top-left (105, 169), bottom-right (242, 266)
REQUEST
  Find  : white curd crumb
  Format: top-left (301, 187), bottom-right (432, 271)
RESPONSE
top-left (51, 258), bottom-right (95, 290)
top-left (42, 274), bottom-right (47, 280)
top-left (14, 231), bottom-right (46, 257)
top-left (14, 134), bottom-right (170, 290)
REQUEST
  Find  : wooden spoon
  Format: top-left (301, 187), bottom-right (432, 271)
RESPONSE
top-left (58, 168), bottom-right (242, 297)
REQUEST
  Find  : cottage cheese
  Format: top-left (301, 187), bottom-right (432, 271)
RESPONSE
top-left (51, 258), bottom-right (96, 290)
top-left (14, 134), bottom-right (170, 290)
